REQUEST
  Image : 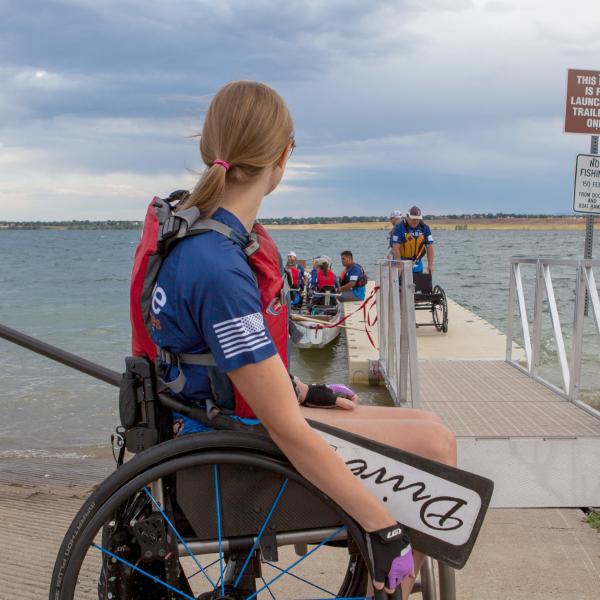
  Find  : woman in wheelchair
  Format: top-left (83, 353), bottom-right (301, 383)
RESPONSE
top-left (51, 81), bottom-right (456, 600)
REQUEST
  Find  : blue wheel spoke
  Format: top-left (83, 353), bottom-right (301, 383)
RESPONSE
top-left (245, 526), bottom-right (347, 600)
top-left (263, 560), bottom-right (336, 596)
top-left (233, 478), bottom-right (289, 589)
top-left (92, 543), bottom-right (195, 600)
top-left (144, 486), bottom-right (216, 589)
top-left (214, 464), bottom-right (225, 596)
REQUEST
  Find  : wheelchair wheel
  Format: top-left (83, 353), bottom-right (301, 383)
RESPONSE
top-left (49, 432), bottom-right (369, 600)
top-left (432, 286), bottom-right (448, 333)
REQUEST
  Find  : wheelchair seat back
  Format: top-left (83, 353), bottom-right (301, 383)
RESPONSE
top-left (413, 272), bottom-right (433, 294)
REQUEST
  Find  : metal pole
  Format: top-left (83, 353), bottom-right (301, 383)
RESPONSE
top-left (585, 135), bottom-right (598, 315)
top-left (0, 322), bottom-right (121, 387)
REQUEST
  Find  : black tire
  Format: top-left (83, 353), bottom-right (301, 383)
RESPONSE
top-left (49, 432), bottom-right (369, 600)
top-left (432, 286), bottom-right (448, 334)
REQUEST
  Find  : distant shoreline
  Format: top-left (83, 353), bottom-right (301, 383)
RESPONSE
top-left (1, 216), bottom-right (598, 232)
top-left (264, 217), bottom-right (599, 231)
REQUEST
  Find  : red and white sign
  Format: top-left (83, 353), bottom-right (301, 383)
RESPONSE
top-left (565, 69), bottom-right (600, 134)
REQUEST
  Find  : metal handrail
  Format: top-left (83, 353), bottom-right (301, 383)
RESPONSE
top-left (376, 259), bottom-right (420, 406)
top-left (506, 257), bottom-right (600, 409)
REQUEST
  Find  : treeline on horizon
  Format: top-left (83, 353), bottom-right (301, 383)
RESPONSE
top-left (0, 213), bottom-right (586, 230)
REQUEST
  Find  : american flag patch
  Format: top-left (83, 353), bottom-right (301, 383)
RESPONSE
top-left (213, 312), bottom-right (271, 359)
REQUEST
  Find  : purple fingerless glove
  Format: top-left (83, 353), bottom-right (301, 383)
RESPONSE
top-left (366, 523), bottom-right (414, 590)
top-left (386, 545), bottom-right (414, 589)
top-left (327, 383), bottom-right (356, 399)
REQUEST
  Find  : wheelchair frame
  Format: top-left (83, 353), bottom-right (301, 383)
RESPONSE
top-left (412, 273), bottom-right (449, 333)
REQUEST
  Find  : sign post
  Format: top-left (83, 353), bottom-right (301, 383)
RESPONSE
top-left (565, 69), bottom-right (600, 315)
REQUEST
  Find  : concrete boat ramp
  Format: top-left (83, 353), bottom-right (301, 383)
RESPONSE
top-left (342, 282), bottom-right (600, 598)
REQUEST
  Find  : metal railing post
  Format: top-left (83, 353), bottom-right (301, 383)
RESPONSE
top-left (531, 259), bottom-right (544, 377)
top-left (398, 262), bottom-right (409, 404)
top-left (506, 262), bottom-right (516, 362)
top-left (570, 264), bottom-right (586, 401)
top-left (402, 263), bottom-right (420, 408)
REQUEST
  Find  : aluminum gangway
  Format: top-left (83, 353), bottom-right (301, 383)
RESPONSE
top-left (376, 257), bottom-right (600, 509)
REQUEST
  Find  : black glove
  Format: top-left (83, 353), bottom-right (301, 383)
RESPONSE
top-left (301, 384), bottom-right (338, 408)
top-left (366, 523), bottom-right (414, 591)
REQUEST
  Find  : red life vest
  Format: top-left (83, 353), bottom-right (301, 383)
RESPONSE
top-left (234, 222), bottom-right (288, 418)
top-left (317, 269), bottom-right (335, 289)
top-left (286, 265), bottom-right (300, 287)
top-left (130, 194), bottom-right (288, 420)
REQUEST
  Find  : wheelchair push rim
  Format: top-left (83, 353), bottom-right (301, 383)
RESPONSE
top-left (431, 285), bottom-right (448, 333)
top-left (49, 447), bottom-right (369, 600)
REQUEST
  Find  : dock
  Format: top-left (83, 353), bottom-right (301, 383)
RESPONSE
top-left (340, 269), bottom-right (600, 598)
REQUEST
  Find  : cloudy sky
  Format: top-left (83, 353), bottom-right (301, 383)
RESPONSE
top-left (1, 0), bottom-right (599, 220)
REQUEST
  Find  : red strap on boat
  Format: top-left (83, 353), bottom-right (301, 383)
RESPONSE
top-left (310, 286), bottom-right (381, 350)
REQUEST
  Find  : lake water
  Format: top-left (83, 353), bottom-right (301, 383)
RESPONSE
top-left (1, 227), bottom-right (599, 454)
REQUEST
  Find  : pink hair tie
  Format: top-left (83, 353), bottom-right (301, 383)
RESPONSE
top-left (213, 159), bottom-right (231, 171)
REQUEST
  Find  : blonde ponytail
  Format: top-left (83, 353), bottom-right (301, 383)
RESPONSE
top-left (185, 162), bottom-right (228, 219)
top-left (182, 81), bottom-right (293, 218)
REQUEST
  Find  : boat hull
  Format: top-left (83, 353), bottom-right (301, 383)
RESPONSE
top-left (293, 321), bottom-right (341, 349)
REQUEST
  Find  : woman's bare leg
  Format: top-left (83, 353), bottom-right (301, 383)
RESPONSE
top-left (301, 410), bottom-right (456, 466)
top-left (302, 407), bottom-right (457, 599)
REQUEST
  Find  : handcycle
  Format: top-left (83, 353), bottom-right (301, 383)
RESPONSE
top-left (411, 273), bottom-right (448, 334)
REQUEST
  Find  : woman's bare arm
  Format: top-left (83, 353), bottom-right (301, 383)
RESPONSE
top-left (229, 354), bottom-right (395, 532)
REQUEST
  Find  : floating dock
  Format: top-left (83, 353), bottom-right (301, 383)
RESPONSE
top-left (343, 283), bottom-right (600, 508)
top-left (339, 281), bottom-right (600, 597)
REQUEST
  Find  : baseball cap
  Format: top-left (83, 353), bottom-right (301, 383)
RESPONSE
top-left (316, 255), bottom-right (330, 266)
top-left (406, 206), bottom-right (422, 220)
top-left (287, 251), bottom-right (297, 258)
top-left (389, 209), bottom-right (403, 218)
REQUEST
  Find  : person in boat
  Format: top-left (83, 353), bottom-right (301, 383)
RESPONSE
top-left (310, 256), bottom-right (339, 309)
top-left (387, 209), bottom-right (403, 259)
top-left (150, 81), bottom-right (456, 598)
top-left (391, 206), bottom-right (434, 275)
top-left (339, 250), bottom-right (367, 302)
top-left (285, 251), bottom-right (304, 308)
top-left (308, 257), bottom-right (319, 290)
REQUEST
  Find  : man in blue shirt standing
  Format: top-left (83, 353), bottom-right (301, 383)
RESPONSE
top-left (391, 206), bottom-right (435, 274)
top-left (387, 209), bottom-right (403, 258)
top-left (339, 250), bottom-right (367, 302)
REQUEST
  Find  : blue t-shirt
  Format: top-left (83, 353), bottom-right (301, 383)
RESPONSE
top-left (391, 221), bottom-right (433, 273)
top-left (150, 208), bottom-right (278, 415)
top-left (344, 263), bottom-right (366, 300)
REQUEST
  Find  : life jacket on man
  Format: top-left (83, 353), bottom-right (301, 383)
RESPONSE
top-left (130, 190), bottom-right (288, 420)
top-left (339, 263), bottom-right (367, 288)
top-left (396, 219), bottom-right (428, 263)
top-left (285, 265), bottom-right (300, 288)
top-left (316, 268), bottom-right (336, 290)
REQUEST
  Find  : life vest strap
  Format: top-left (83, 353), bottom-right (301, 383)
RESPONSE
top-left (156, 347), bottom-right (217, 394)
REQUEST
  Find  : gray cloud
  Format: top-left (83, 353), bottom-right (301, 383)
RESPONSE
top-left (1, 0), bottom-right (599, 218)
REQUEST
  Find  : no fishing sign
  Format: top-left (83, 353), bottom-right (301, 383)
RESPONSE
top-left (573, 154), bottom-right (600, 214)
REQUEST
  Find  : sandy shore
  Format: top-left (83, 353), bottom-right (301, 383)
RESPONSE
top-left (264, 216), bottom-right (600, 231)
top-left (1, 455), bottom-right (598, 599)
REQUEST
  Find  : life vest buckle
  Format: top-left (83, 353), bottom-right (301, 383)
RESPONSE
top-left (244, 236), bottom-right (260, 257)
top-left (160, 216), bottom-right (180, 241)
